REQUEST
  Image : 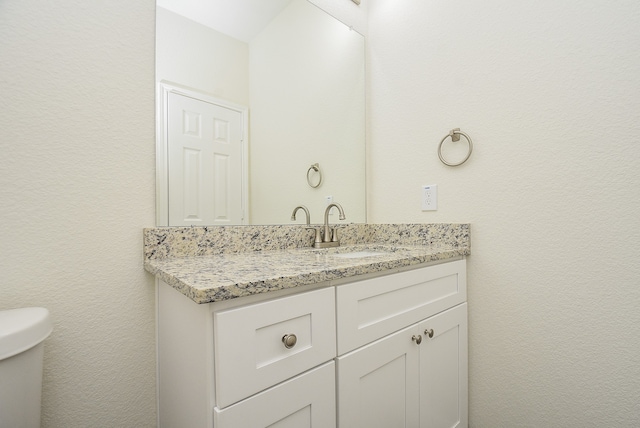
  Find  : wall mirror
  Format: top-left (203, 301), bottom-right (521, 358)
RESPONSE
top-left (156, 0), bottom-right (366, 226)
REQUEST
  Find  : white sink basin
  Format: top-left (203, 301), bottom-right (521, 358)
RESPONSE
top-left (330, 251), bottom-right (387, 259)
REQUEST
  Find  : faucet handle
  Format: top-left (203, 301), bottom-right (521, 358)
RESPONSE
top-left (330, 225), bottom-right (346, 243)
top-left (305, 227), bottom-right (323, 245)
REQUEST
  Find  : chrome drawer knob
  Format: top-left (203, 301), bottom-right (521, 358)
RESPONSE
top-left (424, 329), bottom-right (434, 338)
top-left (282, 334), bottom-right (298, 349)
top-left (412, 334), bottom-right (422, 345)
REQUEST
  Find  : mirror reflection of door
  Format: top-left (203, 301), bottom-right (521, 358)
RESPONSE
top-left (167, 91), bottom-right (245, 226)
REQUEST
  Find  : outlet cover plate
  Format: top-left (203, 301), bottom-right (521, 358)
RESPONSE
top-left (422, 184), bottom-right (437, 211)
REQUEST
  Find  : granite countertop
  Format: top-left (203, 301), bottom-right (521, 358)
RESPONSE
top-left (143, 223), bottom-right (470, 304)
top-left (145, 242), bottom-right (468, 304)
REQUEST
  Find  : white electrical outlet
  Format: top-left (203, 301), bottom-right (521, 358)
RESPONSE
top-left (421, 184), bottom-right (437, 211)
top-left (325, 195), bottom-right (334, 215)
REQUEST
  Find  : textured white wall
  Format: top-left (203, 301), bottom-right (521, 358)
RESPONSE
top-left (367, 0), bottom-right (640, 426)
top-left (0, 0), bottom-right (157, 427)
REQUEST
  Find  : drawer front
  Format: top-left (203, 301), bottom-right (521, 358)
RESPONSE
top-left (336, 259), bottom-right (466, 355)
top-left (214, 287), bottom-right (336, 408)
top-left (214, 362), bottom-right (336, 428)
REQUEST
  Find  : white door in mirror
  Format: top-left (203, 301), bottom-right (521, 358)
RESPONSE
top-left (168, 92), bottom-right (245, 226)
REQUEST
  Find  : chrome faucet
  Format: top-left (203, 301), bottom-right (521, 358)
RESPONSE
top-left (291, 205), bottom-right (311, 225)
top-left (313, 203), bottom-right (346, 248)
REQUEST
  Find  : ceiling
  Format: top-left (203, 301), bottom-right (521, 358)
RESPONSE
top-left (157, 0), bottom-right (295, 42)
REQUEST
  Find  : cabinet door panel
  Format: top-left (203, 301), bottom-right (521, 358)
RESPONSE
top-left (337, 260), bottom-right (466, 354)
top-left (337, 324), bottom-right (420, 428)
top-left (214, 362), bottom-right (336, 428)
top-left (419, 303), bottom-right (468, 428)
top-left (215, 287), bottom-right (336, 408)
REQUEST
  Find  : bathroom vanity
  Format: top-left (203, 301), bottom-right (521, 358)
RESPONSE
top-left (144, 224), bottom-right (470, 428)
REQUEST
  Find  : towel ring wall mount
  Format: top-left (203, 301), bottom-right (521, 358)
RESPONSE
top-left (438, 128), bottom-right (473, 167)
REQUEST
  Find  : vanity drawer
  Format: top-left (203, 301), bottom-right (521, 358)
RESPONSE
top-left (336, 259), bottom-right (466, 354)
top-left (214, 362), bottom-right (336, 428)
top-left (214, 287), bottom-right (336, 409)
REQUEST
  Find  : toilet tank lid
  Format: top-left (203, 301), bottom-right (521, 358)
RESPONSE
top-left (0, 307), bottom-right (52, 360)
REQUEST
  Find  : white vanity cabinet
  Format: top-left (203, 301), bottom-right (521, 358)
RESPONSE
top-left (156, 258), bottom-right (467, 428)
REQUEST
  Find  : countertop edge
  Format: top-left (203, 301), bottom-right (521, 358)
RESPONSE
top-left (145, 246), bottom-right (470, 304)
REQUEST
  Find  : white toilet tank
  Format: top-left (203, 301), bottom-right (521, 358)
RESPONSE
top-left (0, 307), bottom-right (52, 428)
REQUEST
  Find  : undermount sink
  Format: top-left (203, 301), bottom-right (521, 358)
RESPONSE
top-left (330, 251), bottom-right (387, 259)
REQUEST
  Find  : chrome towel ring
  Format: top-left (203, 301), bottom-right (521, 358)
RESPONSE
top-left (307, 163), bottom-right (323, 188)
top-left (438, 128), bottom-right (473, 167)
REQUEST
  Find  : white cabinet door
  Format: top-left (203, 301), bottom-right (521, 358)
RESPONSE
top-left (214, 362), bottom-right (336, 428)
top-left (419, 303), bottom-right (468, 428)
top-left (337, 324), bottom-right (420, 428)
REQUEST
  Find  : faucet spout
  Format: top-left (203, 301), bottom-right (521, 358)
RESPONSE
top-left (324, 203), bottom-right (346, 225)
top-left (291, 205), bottom-right (311, 225)
top-left (323, 203), bottom-right (346, 243)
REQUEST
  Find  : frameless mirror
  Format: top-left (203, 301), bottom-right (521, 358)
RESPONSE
top-left (155, 0), bottom-right (366, 226)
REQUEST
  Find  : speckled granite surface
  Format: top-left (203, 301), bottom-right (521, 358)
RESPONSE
top-left (144, 224), bottom-right (470, 304)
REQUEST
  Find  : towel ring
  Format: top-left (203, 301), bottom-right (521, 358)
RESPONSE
top-left (438, 128), bottom-right (473, 167)
top-left (307, 163), bottom-right (322, 188)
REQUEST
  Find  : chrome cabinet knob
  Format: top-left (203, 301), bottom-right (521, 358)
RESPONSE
top-left (412, 334), bottom-right (422, 345)
top-left (282, 334), bottom-right (298, 349)
top-left (424, 329), bottom-right (434, 338)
